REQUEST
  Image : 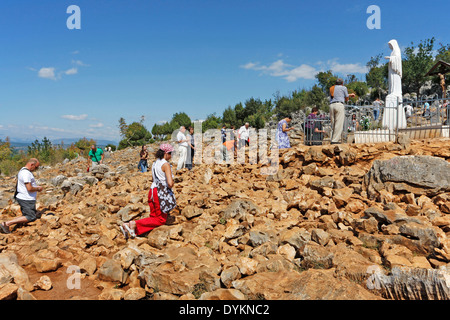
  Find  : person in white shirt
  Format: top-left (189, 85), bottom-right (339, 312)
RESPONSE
top-left (405, 104), bottom-right (414, 119)
top-left (238, 123), bottom-right (250, 148)
top-left (1, 158), bottom-right (44, 234)
top-left (176, 126), bottom-right (189, 170)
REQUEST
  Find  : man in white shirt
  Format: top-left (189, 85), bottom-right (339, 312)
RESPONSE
top-left (176, 126), bottom-right (189, 170)
top-left (1, 158), bottom-right (44, 234)
top-left (238, 123), bottom-right (250, 148)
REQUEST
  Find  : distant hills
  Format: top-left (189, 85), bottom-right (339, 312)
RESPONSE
top-left (48, 138), bottom-right (119, 147)
top-left (7, 138), bottom-right (118, 151)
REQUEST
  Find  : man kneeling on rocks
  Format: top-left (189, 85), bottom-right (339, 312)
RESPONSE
top-left (1, 158), bottom-right (44, 234)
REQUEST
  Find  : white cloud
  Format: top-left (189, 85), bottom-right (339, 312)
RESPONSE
top-left (65, 68), bottom-right (78, 75)
top-left (89, 123), bottom-right (104, 128)
top-left (61, 114), bottom-right (88, 121)
top-left (242, 57), bottom-right (368, 82)
top-left (284, 65), bottom-right (319, 82)
top-left (33, 58), bottom-right (88, 81)
top-left (72, 59), bottom-right (89, 67)
top-left (28, 125), bottom-right (67, 133)
top-left (38, 67), bottom-right (57, 80)
top-left (328, 59), bottom-right (368, 74)
top-left (241, 59), bottom-right (318, 82)
top-left (241, 62), bottom-right (259, 70)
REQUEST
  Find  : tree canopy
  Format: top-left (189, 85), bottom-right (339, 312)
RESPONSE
top-left (118, 116), bottom-right (153, 149)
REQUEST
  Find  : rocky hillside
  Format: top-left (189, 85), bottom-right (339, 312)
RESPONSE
top-left (0, 138), bottom-right (449, 300)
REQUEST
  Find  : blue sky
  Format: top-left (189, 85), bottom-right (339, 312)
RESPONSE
top-left (0, 0), bottom-right (448, 143)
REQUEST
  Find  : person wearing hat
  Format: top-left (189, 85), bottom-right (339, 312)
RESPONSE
top-left (120, 144), bottom-right (175, 238)
top-left (329, 79), bottom-right (355, 144)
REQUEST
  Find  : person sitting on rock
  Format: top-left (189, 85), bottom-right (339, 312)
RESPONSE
top-left (120, 144), bottom-right (175, 238)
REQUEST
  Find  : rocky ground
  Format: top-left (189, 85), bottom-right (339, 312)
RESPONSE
top-left (0, 137), bottom-right (449, 300)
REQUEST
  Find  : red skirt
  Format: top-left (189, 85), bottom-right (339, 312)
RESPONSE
top-left (134, 188), bottom-right (167, 236)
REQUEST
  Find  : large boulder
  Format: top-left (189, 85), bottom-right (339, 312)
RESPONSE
top-left (231, 269), bottom-right (382, 300)
top-left (370, 266), bottom-right (450, 300)
top-left (364, 156), bottom-right (450, 199)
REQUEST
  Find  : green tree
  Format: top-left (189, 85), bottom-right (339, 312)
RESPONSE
top-left (74, 138), bottom-right (97, 157)
top-left (222, 106), bottom-right (236, 127)
top-left (118, 117), bottom-right (128, 137)
top-left (246, 113), bottom-right (265, 129)
top-left (151, 123), bottom-right (164, 140)
top-left (0, 138), bottom-right (12, 162)
top-left (0, 138), bottom-right (24, 176)
top-left (118, 117), bottom-right (152, 149)
top-left (347, 81), bottom-right (369, 102)
top-left (234, 102), bottom-right (245, 127)
top-left (27, 137), bottom-right (54, 163)
top-left (435, 43), bottom-right (450, 63)
top-left (170, 112), bottom-right (192, 130)
top-left (303, 85), bottom-right (329, 111)
top-left (121, 122), bottom-right (152, 149)
top-left (316, 70), bottom-right (338, 92)
top-left (202, 113), bottom-right (222, 132)
top-left (366, 54), bottom-right (388, 99)
top-left (403, 38), bottom-right (436, 97)
top-left (275, 89), bottom-right (307, 119)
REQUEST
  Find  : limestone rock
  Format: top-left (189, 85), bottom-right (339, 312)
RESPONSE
top-left (199, 288), bottom-right (247, 300)
top-left (124, 287), bottom-right (146, 300)
top-left (372, 266), bottom-right (450, 300)
top-left (364, 155), bottom-right (450, 199)
top-left (0, 283), bottom-right (18, 300)
top-left (34, 275), bottom-right (52, 291)
top-left (98, 259), bottom-right (128, 284)
top-left (232, 269), bottom-right (381, 300)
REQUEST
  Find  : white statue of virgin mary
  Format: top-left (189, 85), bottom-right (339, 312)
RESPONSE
top-left (386, 39), bottom-right (403, 97)
top-left (382, 39), bottom-right (407, 129)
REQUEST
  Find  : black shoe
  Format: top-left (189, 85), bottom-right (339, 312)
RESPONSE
top-left (0, 222), bottom-right (11, 234)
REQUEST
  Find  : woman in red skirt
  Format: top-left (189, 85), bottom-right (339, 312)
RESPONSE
top-left (121, 144), bottom-right (175, 238)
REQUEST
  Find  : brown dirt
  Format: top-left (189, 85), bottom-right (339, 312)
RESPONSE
top-left (24, 264), bottom-right (102, 300)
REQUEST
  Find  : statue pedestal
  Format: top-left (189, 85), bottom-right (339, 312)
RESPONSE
top-left (382, 94), bottom-right (407, 130)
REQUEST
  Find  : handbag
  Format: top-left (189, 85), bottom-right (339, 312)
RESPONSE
top-left (152, 164), bottom-right (176, 213)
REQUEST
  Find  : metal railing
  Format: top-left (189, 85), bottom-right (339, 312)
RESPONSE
top-left (303, 97), bottom-right (450, 145)
top-left (303, 116), bottom-right (332, 146)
